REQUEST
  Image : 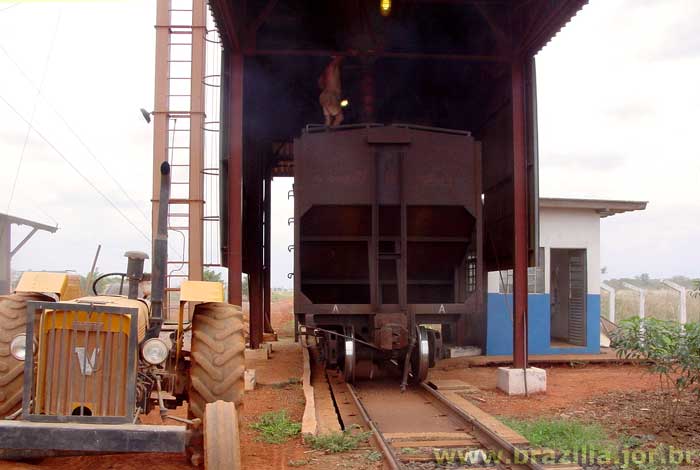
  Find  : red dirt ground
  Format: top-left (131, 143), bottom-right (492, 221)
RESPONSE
top-left (2, 299), bottom-right (697, 469)
top-left (0, 299), bottom-right (378, 470)
top-left (430, 363), bottom-right (700, 464)
top-left (429, 363), bottom-right (663, 418)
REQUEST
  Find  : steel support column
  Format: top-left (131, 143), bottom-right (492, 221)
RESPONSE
top-left (263, 172), bottom-right (273, 334)
top-left (246, 150), bottom-right (264, 349)
top-left (511, 60), bottom-right (529, 370)
top-left (151, 0), bottom-right (170, 240)
top-left (188, 0), bottom-right (207, 282)
top-left (225, 53), bottom-right (244, 306)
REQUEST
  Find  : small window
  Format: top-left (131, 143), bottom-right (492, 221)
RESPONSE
top-left (466, 250), bottom-right (477, 293)
top-left (498, 247), bottom-right (545, 294)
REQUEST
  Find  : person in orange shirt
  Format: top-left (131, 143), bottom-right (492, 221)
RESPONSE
top-left (319, 56), bottom-right (344, 126)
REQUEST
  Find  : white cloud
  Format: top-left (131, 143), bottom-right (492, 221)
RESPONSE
top-left (1, 1), bottom-right (155, 276)
top-left (537, 0), bottom-right (700, 279)
top-left (1, 0), bottom-right (697, 292)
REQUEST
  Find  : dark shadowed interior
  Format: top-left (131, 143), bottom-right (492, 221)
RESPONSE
top-left (210, 0), bottom-right (588, 348)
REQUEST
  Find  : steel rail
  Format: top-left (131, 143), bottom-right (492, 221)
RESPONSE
top-left (344, 380), bottom-right (547, 470)
top-left (345, 383), bottom-right (401, 470)
top-left (420, 383), bottom-right (547, 470)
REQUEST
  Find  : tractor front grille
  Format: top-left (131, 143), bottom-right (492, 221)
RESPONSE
top-left (23, 301), bottom-right (138, 424)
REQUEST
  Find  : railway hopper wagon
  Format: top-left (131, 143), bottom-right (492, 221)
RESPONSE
top-left (294, 124), bottom-right (483, 387)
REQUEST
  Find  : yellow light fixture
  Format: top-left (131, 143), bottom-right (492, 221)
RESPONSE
top-left (380, 0), bottom-right (391, 17)
top-left (340, 99), bottom-right (349, 108)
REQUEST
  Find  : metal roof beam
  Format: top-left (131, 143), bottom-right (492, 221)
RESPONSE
top-left (244, 49), bottom-right (508, 62)
top-left (246, 0), bottom-right (278, 48)
top-left (10, 227), bottom-right (39, 258)
top-left (209, 0), bottom-right (242, 51)
top-left (0, 213), bottom-right (57, 233)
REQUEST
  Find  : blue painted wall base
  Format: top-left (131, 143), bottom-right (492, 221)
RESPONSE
top-left (486, 293), bottom-right (601, 355)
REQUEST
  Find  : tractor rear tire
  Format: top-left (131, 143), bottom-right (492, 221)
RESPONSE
top-left (188, 302), bottom-right (245, 420)
top-left (0, 293), bottom-right (49, 417)
top-left (203, 400), bottom-right (241, 470)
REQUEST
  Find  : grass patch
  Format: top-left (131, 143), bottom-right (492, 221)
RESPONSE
top-left (501, 418), bottom-right (684, 469)
top-left (250, 410), bottom-right (301, 444)
top-left (306, 426), bottom-right (372, 453)
top-left (272, 377), bottom-right (302, 389)
top-left (366, 450), bottom-right (382, 462)
top-left (501, 417), bottom-right (612, 453)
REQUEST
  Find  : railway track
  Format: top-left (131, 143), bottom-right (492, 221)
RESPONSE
top-left (326, 370), bottom-right (580, 470)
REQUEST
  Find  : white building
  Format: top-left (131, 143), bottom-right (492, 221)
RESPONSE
top-left (485, 198), bottom-right (647, 355)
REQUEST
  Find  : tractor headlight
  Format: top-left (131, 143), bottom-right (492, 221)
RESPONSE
top-left (141, 338), bottom-right (170, 365)
top-left (10, 334), bottom-right (29, 361)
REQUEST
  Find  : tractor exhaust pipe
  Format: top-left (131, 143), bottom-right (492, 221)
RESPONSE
top-left (148, 161), bottom-right (170, 338)
top-left (125, 250), bottom-right (148, 300)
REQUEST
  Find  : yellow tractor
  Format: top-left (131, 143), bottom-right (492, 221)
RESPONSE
top-left (0, 272), bottom-right (81, 418)
top-left (0, 162), bottom-right (244, 469)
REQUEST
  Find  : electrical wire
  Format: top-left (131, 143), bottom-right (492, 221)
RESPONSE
top-left (0, 44), bottom-right (187, 260)
top-left (0, 93), bottom-right (152, 244)
top-left (0, 43), bottom-right (150, 224)
top-left (2, 10), bottom-right (61, 239)
top-left (0, 3), bottom-right (19, 13)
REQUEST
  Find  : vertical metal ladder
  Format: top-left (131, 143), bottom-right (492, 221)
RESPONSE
top-left (154, 0), bottom-right (208, 320)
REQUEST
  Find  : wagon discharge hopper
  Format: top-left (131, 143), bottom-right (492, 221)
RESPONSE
top-left (294, 124), bottom-right (483, 388)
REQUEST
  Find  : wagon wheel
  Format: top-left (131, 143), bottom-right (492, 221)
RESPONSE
top-left (410, 326), bottom-right (430, 383)
top-left (203, 400), bottom-right (241, 470)
top-left (343, 326), bottom-right (356, 384)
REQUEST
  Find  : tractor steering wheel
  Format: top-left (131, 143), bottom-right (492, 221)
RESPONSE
top-left (92, 272), bottom-right (128, 296)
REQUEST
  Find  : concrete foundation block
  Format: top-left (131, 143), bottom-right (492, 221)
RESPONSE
top-left (263, 332), bottom-right (278, 343)
top-left (245, 347), bottom-right (270, 360)
top-left (448, 346), bottom-right (482, 358)
top-left (497, 367), bottom-right (547, 395)
top-left (245, 369), bottom-right (256, 391)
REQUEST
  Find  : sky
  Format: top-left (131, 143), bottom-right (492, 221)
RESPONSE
top-left (535, 0), bottom-right (700, 280)
top-left (0, 0), bottom-right (698, 290)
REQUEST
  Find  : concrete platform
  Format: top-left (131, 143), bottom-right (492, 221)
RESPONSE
top-left (428, 379), bottom-right (476, 391)
top-left (300, 339), bottom-right (342, 437)
top-left (440, 347), bottom-right (631, 368)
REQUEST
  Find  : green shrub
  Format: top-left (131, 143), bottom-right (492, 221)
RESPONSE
top-left (611, 318), bottom-right (700, 397)
top-left (611, 318), bottom-right (700, 421)
top-left (272, 377), bottom-right (302, 389)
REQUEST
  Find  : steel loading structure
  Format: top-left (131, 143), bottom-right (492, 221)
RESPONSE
top-left (155, 0), bottom-right (590, 370)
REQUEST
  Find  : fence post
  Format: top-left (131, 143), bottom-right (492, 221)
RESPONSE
top-left (600, 283), bottom-right (616, 323)
top-left (623, 282), bottom-right (646, 319)
top-left (662, 280), bottom-right (687, 324)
